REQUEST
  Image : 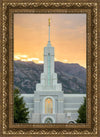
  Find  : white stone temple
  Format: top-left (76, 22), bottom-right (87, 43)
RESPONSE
top-left (21, 19), bottom-right (86, 123)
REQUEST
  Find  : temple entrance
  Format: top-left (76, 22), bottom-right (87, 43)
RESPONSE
top-left (44, 118), bottom-right (53, 123)
top-left (68, 121), bottom-right (75, 123)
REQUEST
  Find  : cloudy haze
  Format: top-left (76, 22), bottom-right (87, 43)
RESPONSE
top-left (14, 14), bottom-right (86, 67)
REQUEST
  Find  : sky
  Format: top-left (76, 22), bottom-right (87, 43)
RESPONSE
top-left (14, 14), bottom-right (86, 67)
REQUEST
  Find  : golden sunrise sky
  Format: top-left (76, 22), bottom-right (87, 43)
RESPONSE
top-left (14, 14), bottom-right (86, 67)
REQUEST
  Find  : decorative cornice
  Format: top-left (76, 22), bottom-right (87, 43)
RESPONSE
top-left (1, 1), bottom-right (98, 136)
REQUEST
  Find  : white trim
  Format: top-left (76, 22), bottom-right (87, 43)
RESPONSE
top-left (64, 94), bottom-right (86, 97)
top-left (43, 96), bottom-right (55, 114)
top-left (21, 94), bottom-right (34, 97)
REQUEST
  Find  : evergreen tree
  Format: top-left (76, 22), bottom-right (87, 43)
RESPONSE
top-left (76, 97), bottom-right (86, 123)
top-left (14, 88), bottom-right (29, 123)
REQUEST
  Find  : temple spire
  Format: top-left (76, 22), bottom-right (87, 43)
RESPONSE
top-left (47, 18), bottom-right (51, 47)
top-left (48, 18), bottom-right (50, 42)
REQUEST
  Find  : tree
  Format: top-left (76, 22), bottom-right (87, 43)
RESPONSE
top-left (14, 88), bottom-right (29, 123)
top-left (76, 97), bottom-right (86, 123)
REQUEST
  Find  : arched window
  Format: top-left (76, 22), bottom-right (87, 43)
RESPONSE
top-left (45, 98), bottom-right (53, 114)
top-left (68, 121), bottom-right (75, 124)
top-left (45, 118), bottom-right (53, 123)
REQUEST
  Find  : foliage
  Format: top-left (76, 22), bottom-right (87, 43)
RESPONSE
top-left (76, 97), bottom-right (86, 123)
top-left (14, 88), bottom-right (29, 123)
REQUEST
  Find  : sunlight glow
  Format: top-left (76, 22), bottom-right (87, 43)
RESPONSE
top-left (27, 58), bottom-right (39, 61)
top-left (14, 55), bottom-right (86, 67)
top-left (14, 14), bottom-right (86, 67)
top-left (38, 61), bottom-right (44, 64)
top-left (14, 55), bottom-right (43, 64)
top-left (63, 59), bottom-right (68, 63)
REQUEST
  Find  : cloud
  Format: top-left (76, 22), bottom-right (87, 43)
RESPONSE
top-left (63, 59), bottom-right (68, 63)
top-left (14, 55), bottom-right (28, 58)
top-left (14, 14), bottom-right (86, 67)
top-left (18, 55), bottom-right (28, 58)
top-left (21, 59), bottom-right (27, 61)
top-left (14, 55), bottom-right (39, 61)
top-left (14, 55), bottom-right (21, 60)
top-left (14, 55), bottom-right (43, 64)
top-left (38, 61), bottom-right (44, 64)
top-left (27, 58), bottom-right (39, 61)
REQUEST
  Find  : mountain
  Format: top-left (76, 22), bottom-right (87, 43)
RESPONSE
top-left (14, 61), bottom-right (86, 94)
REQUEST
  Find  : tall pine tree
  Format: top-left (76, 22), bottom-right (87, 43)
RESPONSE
top-left (14, 88), bottom-right (29, 123)
top-left (76, 97), bottom-right (86, 123)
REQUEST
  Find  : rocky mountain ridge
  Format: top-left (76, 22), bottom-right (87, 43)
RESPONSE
top-left (14, 61), bottom-right (86, 94)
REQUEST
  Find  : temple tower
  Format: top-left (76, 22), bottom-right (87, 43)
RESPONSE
top-left (32, 19), bottom-right (64, 123)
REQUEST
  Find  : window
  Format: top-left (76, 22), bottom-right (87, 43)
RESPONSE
top-left (45, 118), bottom-right (53, 123)
top-left (47, 53), bottom-right (51, 86)
top-left (45, 98), bottom-right (53, 114)
top-left (68, 121), bottom-right (75, 123)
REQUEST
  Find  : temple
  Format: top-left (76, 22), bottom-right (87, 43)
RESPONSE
top-left (21, 19), bottom-right (86, 123)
